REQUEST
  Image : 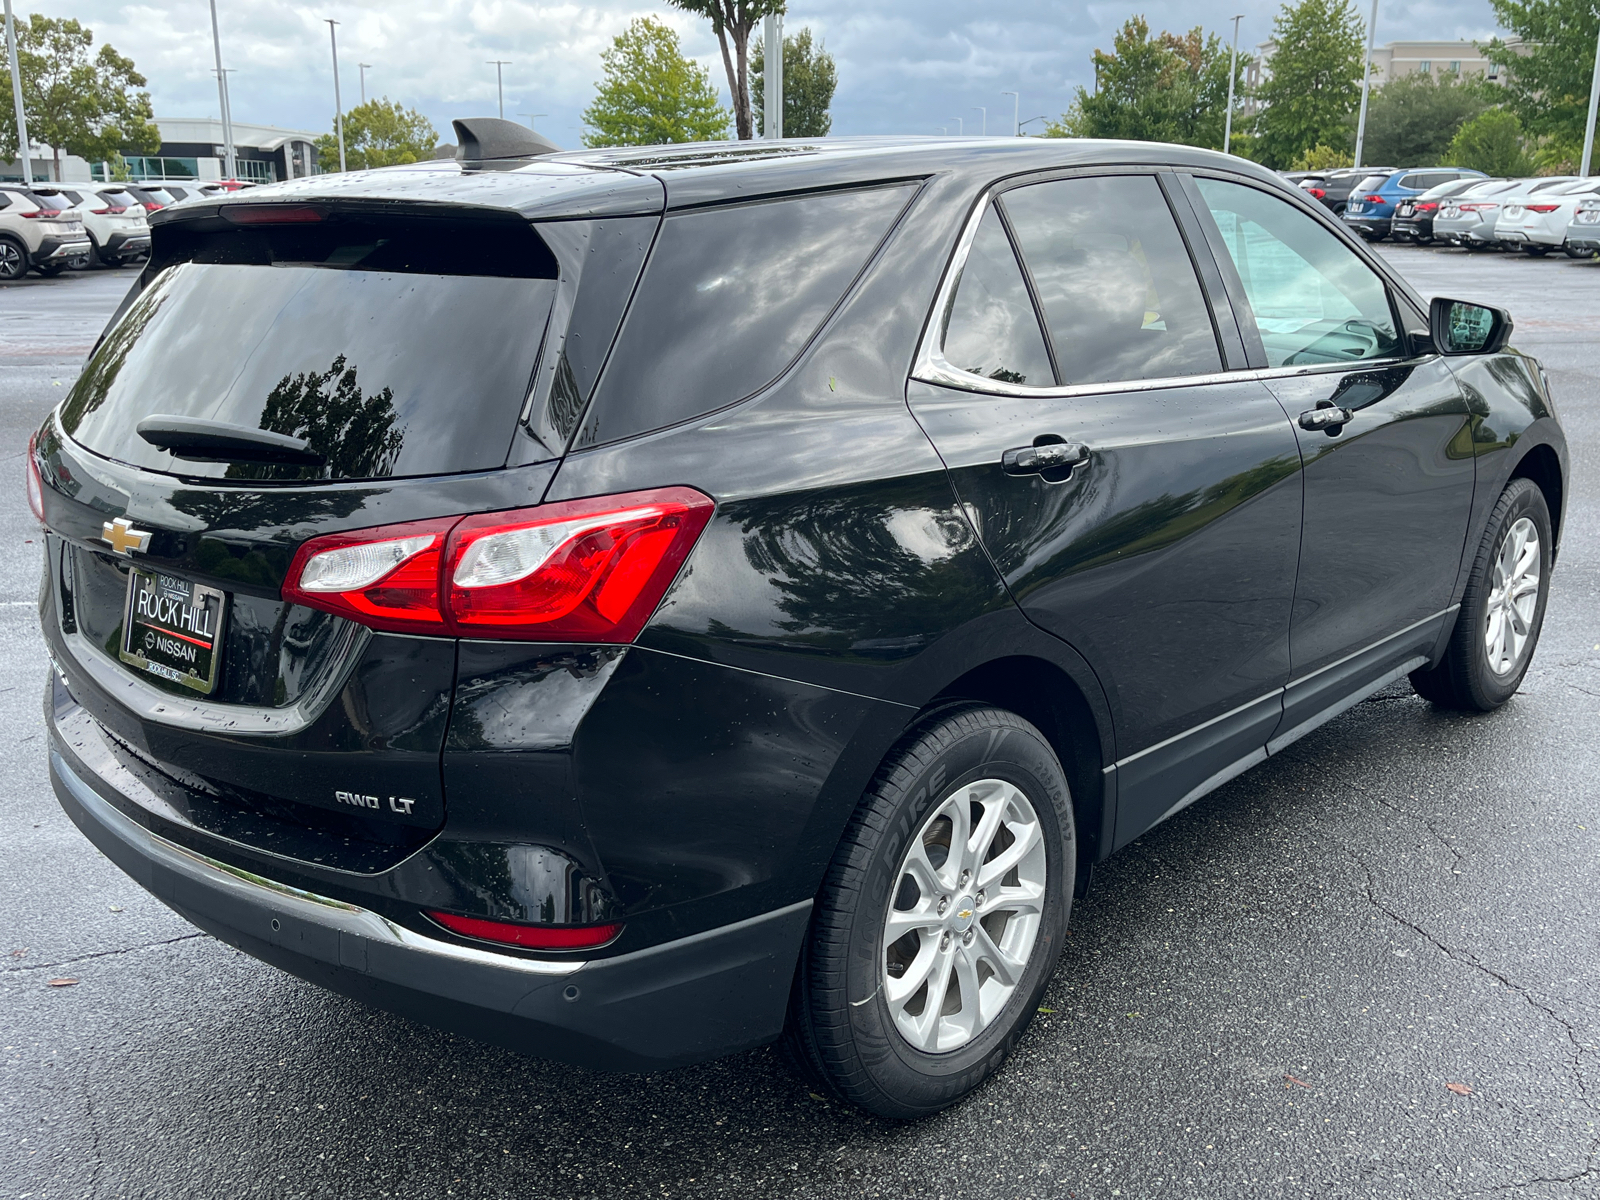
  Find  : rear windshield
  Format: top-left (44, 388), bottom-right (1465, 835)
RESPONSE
top-left (577, 182), bottom-right (916, 447)
top-left (60, 211), bottom-right (559, 483)
top-left (1353, 175), bottom-right (1389, 194)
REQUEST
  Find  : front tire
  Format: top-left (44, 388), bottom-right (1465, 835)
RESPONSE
top-left (0, 236), bottom-right (26, 281)
top-left (783, 706), bottom-right (1074, 1119)
top-left (1411, 478), bottom-right (1552, 711)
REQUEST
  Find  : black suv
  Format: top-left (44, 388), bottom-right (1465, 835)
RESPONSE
top-left (35, 123), bottom-right (1567, 1119)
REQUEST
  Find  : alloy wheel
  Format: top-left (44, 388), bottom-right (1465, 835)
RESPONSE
top-left (881, 778), bottom-right (1047, 1053)
top-left (0, 240), bottom-right (24, 281)
top-left (1485, 516), bottom-right (1541, 676)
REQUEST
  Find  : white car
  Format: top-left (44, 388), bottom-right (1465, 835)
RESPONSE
top-left (1435, 177), bottom-right (1575, 248)
top-left (1564, 197), bottom-right (1600, 258)
top-left (0, 186), bottom-right (91, 280)
top-left (1495, 178), bottom-right (1600, 256)
top-left (33, 185), bottom-right (151, 268)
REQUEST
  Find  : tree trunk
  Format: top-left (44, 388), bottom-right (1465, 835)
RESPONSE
top-left (714, 26), bottom-right (743, 140)
top-left (732, 25), bottom-right (752, 140)
top-left (52, 145), bottom-right (61, 182)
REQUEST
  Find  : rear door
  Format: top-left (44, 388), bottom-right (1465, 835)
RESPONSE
top-left (1182, 174), bottom-right (1476, 744)
top-left (908, 171), bottom-right (1304, 848)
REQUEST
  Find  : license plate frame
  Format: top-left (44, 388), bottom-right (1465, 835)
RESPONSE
top-left (119, 566), bottom-right (227, 694)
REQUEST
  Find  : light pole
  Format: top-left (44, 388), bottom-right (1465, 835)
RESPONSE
top-left (762, 12), bottom-right (783, 138)
top-left (1353, 0), bottom-right (1379, 169)
top-left (1582, 18), bottom-right (1600, 176)
top-left (326, 19), bottom-right (345, 173)
top-left (1001, 91), bottom-right (1019, 137)
top-left (519, 113), bottom-right (547, 131)
top-left (358, 62), bottom-right (370, 107)
top-left (973, 106), bottom-right (986, 135)
top-left (4, 0), bottom-right (32, 184)
top-left (487, 60), bottom-right (510, 119)
top-left (1019, 115), bottom-right (1047, 135)
top-left (1223, 14), bottom-right (1243, 155)
top-left (949, 117), bottom-right (963, 135)
top-left (207, 0), bottom-right (238, 181)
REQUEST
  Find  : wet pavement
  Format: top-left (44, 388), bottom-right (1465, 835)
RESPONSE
top-left (3, 245), bottom-right (1600, 1198)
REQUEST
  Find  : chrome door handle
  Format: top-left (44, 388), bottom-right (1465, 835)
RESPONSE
top-left (1001, 441), bottom-right (1090, 476)
top-left (1298, 405), bottom-right (1354, 432)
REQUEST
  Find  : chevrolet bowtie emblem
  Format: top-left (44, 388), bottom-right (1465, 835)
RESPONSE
top-left (101, 516), bottom-right (152, 557)
top-left (957, 909), bottom-right (973, 920)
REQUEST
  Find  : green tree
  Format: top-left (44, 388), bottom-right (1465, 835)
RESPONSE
top-left (750, 26), bottom-right (836, 136)
top-left (1253, 0), bottom-right (1367, 169)
top-left (581, 17), bottom-right (731, 147)
top-left (1291, 143), bottom-right (1354, 170)
top-left (316, 99), bottom-right (437, 173)
top-left (1443, 108), bottom-right (1536, 176)
top-left (0, 15), bottom-right (158, 180)
top-left (1485, 0), bottom-right (1597, 162)
top-left (668, 0), bottom-right (785, 140)
top-left (1045, 18), bottom-right (1240, 149)
top-left (1356, 72), bottom-right (1494, 166)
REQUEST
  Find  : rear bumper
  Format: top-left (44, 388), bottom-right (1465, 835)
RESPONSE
top-left (37, 235), bottom-right (91, 262)
top-left (1391, 218), bottom-right (1432, 240)
top-left (1566, 234), bottom-right (1600, 253)
top-left (50, 730), bottom-right (811, 1072)
top-left (102, 230), bottom-right (151, 256)
top-left (1342, 215), bottom-right (1392, 236)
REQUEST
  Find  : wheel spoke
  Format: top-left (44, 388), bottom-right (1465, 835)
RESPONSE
top-left (970, 920), bottom-right (1023, 988)
top-left (976, 819), bottom-right (1042, 891)
top-left (911, 948), bottom-right (956, 1050)
top-left (902, 837), bottom-right (948, 897)
top-left (947, 947), bottom-right (983, 1044)
top-left (885, 933), bottom-right (940, 1005)
top-left (885, 904), bottom-right (941, 941)
top-left (965, 786), bottom-right (1009, 876)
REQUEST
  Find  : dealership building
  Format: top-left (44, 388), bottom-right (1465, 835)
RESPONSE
top-left (2, 117), bottom-right (322, 185)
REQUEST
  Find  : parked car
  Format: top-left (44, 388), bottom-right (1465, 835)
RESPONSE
top-left (1343, 167), bottom-right (1488, 241)
top-left (1391, 177), bottom-right (1496, 244)
top-left (36, 184), bottom-right (151, 267)
top-left (1495, 178), bottom-right (1600, 255)
top-left (34, 126), bottom-right (1567, 1119)
top-left (1433, 178), bottom-right (1527, 248)
top-left (1304, 166), bottom-right (1396, 215)
top-left (123, 184), bottom-right (189, 215)
top-left (1564, 196), bottom-right (1600, 257)
top-left (0, 186), bottom-right (92, 279)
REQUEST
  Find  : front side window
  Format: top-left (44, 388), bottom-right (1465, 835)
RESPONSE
top-left (1195, 177), bottom-right (1401, 368)
top-left (999, 174), bottom-right (1222, 386)
top-left (940, 204), bottom-right (1054, 386)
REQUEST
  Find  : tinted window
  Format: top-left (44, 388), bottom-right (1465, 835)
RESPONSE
top-left (1195, 178), bottom-right (1400, 368)
top-left (1353, 175), bottom-right (1389, 194)
top-left (940, 205), bottom-right (1054, 386)
top-left (1001, 175), bottom-right (1221, 385)
top-left (60, 216), bottom-right (560, 482)
top-left (580, 184), bottom-right (914, 446)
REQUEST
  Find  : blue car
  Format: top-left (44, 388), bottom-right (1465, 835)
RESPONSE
top-left (1343, 167), bottom-right (1487, 241)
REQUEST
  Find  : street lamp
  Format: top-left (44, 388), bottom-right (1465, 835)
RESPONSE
top-left (973, 106), bottom-right (986, 135)
top-left (1353, 0), bottom-right (1379, 169)
top-left (1582, 20), bottom-right (1600, 176)
top-left (325, 19), bottom-right (345, 173)
top-left (948, 117), bottom-right (963, 135)
top-left (3, 0), bottom-right (29, 184)
top-left (519, 113), bottom-right (547, 131)
top-left (208, 0), bottom-right (238, 181)
top-left (1223, 15), bottom-right (1242, 155)
top-left (358, 63), bottom-right (370, 107)
top-left (1001, 91), bottom-right (1019, 137)
top-left (487, 60), bottom-right (510, 120)
top-left (1019, 115), bottom-right (1047, 135)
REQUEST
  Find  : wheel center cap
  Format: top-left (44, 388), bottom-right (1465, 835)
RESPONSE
top-left (951, 895), bottom-right (976, 932)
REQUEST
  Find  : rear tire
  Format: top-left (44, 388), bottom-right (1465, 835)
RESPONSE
top-left (1410, 478), bottom-right (1552, 711)
top-left (1565, 246), bottom-right (1595, 259)
top-left (0, 235), bottom-right (26, 281)
top-left (33, 263), bottom-right (65, 278)
top-left (783, 706), bottom-right (1075, 1119)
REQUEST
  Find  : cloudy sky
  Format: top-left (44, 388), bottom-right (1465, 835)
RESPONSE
top-left (16, 0), bottom-right (1505, 148)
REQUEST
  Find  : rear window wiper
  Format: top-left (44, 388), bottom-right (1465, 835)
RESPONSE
top-left (136, 416), bottom-right (326, 467)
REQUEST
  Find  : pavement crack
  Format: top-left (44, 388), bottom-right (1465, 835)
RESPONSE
top-left (1347, 851), bottom-right (1592, 1114)
top-left (4, 933), bottom-right (205, 975)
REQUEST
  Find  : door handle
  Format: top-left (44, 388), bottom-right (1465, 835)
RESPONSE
top-left (1298, 404), bottom-right (1354, 433)
top-left (1001, 441), bottom-right (1090, 476)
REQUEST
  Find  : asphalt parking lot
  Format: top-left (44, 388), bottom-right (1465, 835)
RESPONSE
top-left (3, 244), bottom-right (1599, 1199)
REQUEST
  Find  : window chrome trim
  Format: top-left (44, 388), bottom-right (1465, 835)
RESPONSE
top-left (911, 177), bottom-right (1427, 402)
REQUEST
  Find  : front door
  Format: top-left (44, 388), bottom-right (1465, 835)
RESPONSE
top-left (1183, 175), bottom-right (1477, 743)
top-left (909, 172), bottom-right (1304, 849)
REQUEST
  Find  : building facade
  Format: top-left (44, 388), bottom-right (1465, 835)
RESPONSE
top-left (1244, 38), bottom-right (1521, 111)
top-left (4, 118), bottom-right (322, 185)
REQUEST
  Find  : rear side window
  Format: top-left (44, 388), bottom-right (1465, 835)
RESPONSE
top-left (60, 212), bottom-right (559, 483)
top-left (940, 205), bottom-right (1054, 386)
top-left (1000, 175), bottom-right (1222, 386)
top-left (578, 183), bottom-right (914, 446)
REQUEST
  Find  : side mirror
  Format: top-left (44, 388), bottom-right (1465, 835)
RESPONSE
top-left (1429, 296), bottom-right (1514, 355)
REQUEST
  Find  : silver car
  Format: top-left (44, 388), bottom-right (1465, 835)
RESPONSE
top-left (1433, 179), bottom-right (1529, 248)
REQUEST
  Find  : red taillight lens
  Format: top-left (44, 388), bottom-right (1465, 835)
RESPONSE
top-left (26, 433), bottom-right (44, 524)
top-left (1525, 203), bottom-right (1560, 213)
top-left (1364, 194), bottom-right (1385, 204)
top-left (1460, 203), bottom-right (1498, 212)
top-left (282, 487), bottom-right (714, 643)
top-left (141, 203), bottom-right (163, 213)
top-left (427, 911), bottom-right (621, 950)
top-left (222, 204), bottom-right (327, 225)
top-left (1309, 187), bottom-right (1326, 198)
top-left (1416, 202), bottom-right (1439, 212)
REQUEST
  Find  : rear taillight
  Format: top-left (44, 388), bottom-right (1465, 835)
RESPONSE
top-left (282, 487), bottom-right (715, 643)
top-left (1460, 203), bottom-right (1499, 212)
top-left (141, 203), bottom-right (163, 213)
top-left (1309, 187), bottom-right (1326, 199)
top-left (1364, 194), bottom-right (1385, 204)
top-left (90, 205), bottom-right (128, 215)
top-left (1525, 203), bottom-right (1560, 213)
top-left (25, 433), bottom-right (43, 524)
top-left (427, 911), bottom-right (622, 950)
top-left (1416, 202), bottom-right (1439, 212)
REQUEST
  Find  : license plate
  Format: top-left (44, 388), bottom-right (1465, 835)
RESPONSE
top-left (1347, 202), bottom-right (1364, 213)
top-left (1441, 207), bottom-right (1460, 219)
top-left (119, 567), bottom-right (227, 694)
top-left (1505, 207), bottom-right (1523, 218)
top-left (1397, 204), bottom-right (1414, 217)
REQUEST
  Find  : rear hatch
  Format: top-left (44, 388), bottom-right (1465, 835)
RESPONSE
top-left (37, 184), bottom-right (657, 871)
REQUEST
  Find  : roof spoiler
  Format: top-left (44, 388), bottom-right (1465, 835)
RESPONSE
top-left (453, 117), bottom-right (561, 161)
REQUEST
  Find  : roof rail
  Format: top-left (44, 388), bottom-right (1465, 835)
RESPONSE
top-left (453, 117), bottom-right (561, 161)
